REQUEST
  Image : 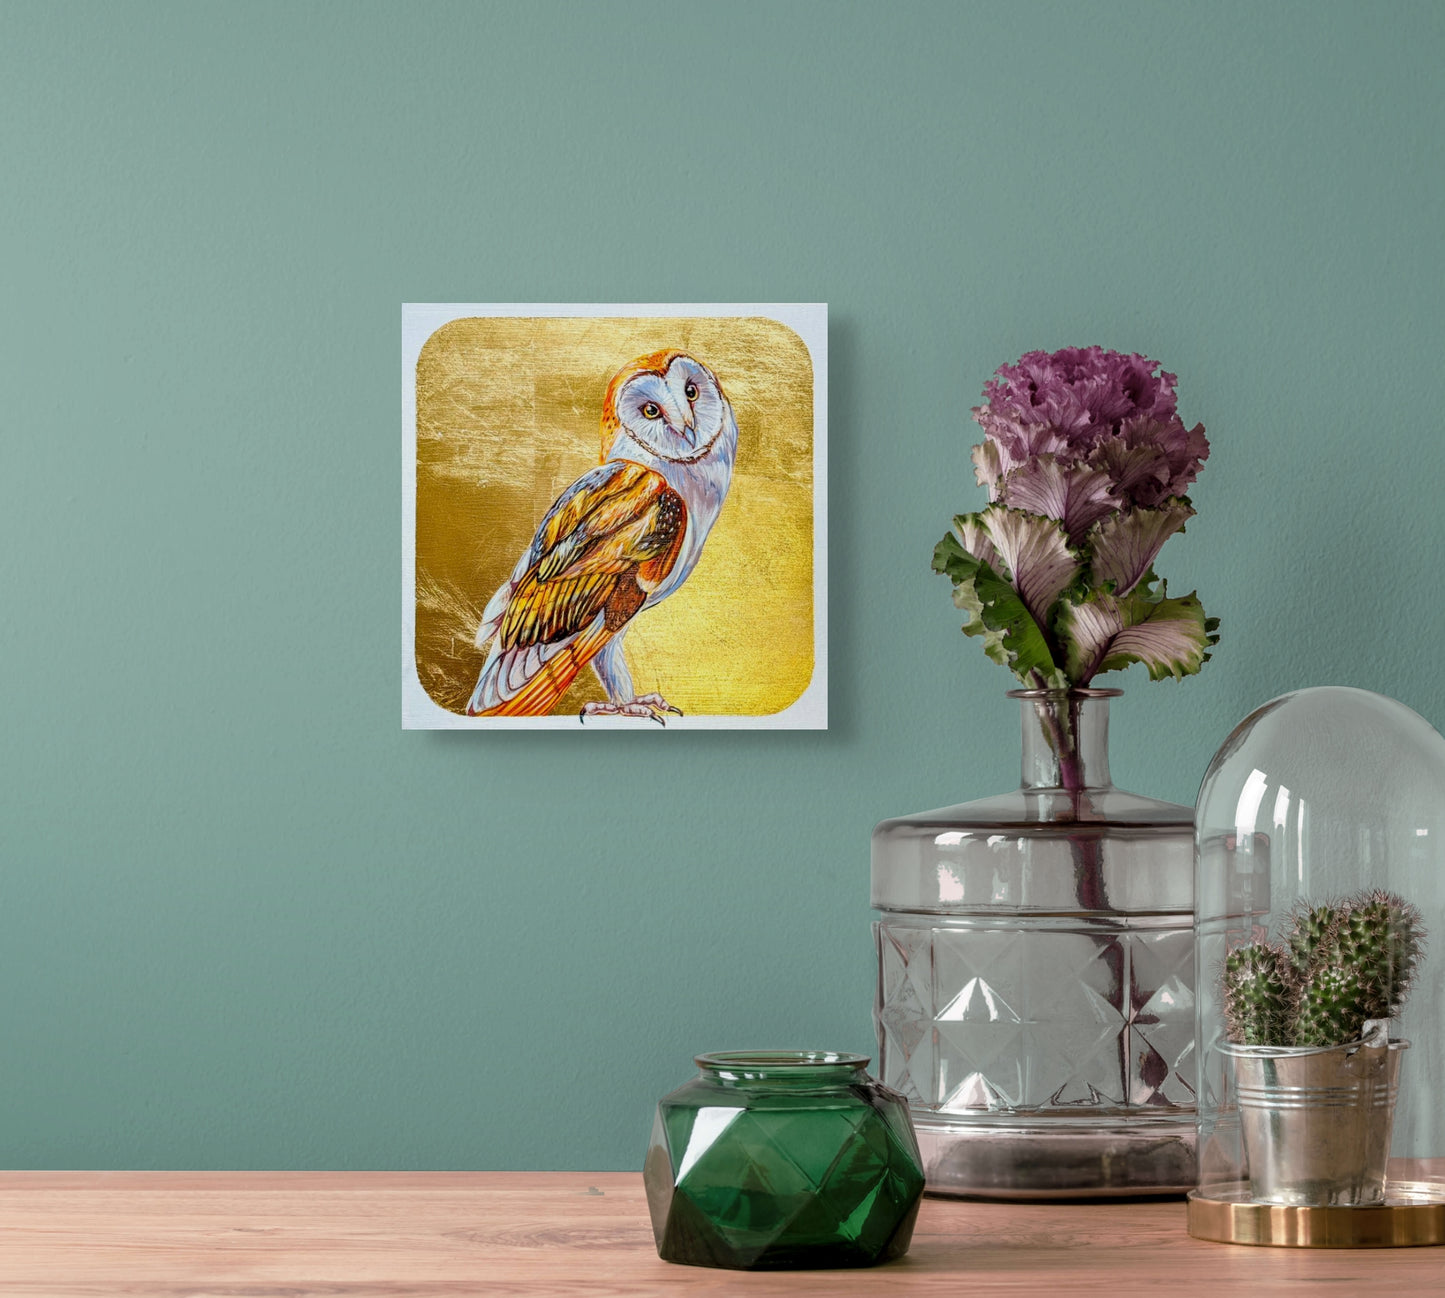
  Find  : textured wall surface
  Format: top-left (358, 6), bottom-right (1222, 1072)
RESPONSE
top-left (1, 1), bottom-right (1441, 1169)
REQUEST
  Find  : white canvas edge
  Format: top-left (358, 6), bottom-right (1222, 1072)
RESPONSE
top-left (402, 302), bottom-right (828, 731)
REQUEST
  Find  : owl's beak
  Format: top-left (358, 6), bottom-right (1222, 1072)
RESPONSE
top-left (667, 398), bottom-right (696, 442)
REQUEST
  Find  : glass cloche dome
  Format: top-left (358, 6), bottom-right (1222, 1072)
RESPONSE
top-left (1189, 687), bottom-right (1445, 1246)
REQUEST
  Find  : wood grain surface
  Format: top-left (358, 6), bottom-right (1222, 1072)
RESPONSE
top-left (0, 1171), bottom-right (1441, 1296)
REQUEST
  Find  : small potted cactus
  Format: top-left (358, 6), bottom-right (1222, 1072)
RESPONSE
top-left (1220, 891), bottom-right (1426, 1206)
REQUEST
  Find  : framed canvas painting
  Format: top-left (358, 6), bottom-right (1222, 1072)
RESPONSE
top-left (403, 304), bottom-right (827, 729)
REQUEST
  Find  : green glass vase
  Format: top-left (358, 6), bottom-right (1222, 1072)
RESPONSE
top-left (644, 1051), bottom-right (925, 1270)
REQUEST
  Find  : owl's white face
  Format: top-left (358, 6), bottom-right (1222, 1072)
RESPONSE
top-left (614, 355), bottom-right (728, 461)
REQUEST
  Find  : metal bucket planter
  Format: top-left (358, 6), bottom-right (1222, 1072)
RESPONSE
top-left (1222, 1022), bottom-right (1408, 1207)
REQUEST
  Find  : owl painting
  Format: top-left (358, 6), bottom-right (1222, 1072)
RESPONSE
top-left (404, 305), bottom-right (827, 730)
top-left (467, 351), bottom-right (736, 722)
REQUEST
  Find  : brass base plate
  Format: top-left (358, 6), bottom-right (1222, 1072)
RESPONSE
top-left (1188, 1181), bottom-right (1445, 1247)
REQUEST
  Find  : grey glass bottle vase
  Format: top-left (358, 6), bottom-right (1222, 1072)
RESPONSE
top-left (871, 688), bottom-right (1196, 1198)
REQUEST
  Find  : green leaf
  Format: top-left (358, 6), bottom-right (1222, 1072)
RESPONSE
top-left (932, 529), bottom-right (972, 580)
top-left (976, 505), bottom-right (1082, 629)
top-left (948, 514), bottom-right (1002, 572)
top-left (934, 530), bottom-right (1065, 686)
top-left (1057, 585), bottom-right (1215, 684)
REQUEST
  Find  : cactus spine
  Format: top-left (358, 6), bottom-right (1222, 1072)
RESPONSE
top-left (1222, 943), bottom-right (1292, 1046)
top-left (1222, 890), bottom-right (1427, 1048)
top-left (1290, 964), bottom-right (1374, 1047)
top-left (1333, 890), bottom-right (1424, 1017)
top-left (1285, 902), bottom-right (1343, 978)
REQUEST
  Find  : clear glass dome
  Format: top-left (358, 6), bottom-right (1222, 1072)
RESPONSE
top-left (1193, 687), bottom-right (1445, 1222)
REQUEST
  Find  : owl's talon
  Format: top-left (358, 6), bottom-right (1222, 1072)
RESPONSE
top-left (634, 693), bottom-right (683, 717)
top-left (580, 696), bottom-right (681, 725)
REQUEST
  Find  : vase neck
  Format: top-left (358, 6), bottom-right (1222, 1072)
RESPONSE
top-left (694, 1051), bottom-right (869, 1087)
top-left (1014, 690), bottom-right (1115, 793)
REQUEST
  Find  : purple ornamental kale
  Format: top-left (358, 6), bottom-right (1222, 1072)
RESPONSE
top-left (972, 346), bottom-right (1210, 542)
top-left (934, 346), bottom-right (1218, 690)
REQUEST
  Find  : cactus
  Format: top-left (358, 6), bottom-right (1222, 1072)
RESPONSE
top-left (1331, 890), bottom-right (1425, 1018)
top-left (1285, 901), bottom-right (1344, 978)
top-left (1221, 890), bottom-right (1427, 1048)
top-left (1222, 942), bottom-right (1293, 1046)
top-left (1290, 963), bottom-right (1375, 1047)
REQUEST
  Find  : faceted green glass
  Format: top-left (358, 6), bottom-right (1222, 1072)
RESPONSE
top-left (644, 1051), bottom-right (925, 1269)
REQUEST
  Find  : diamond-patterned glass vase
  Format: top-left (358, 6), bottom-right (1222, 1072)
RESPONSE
top-left (871, 689), bottom-right (1197, 1197)
top-left (644, 1051), bottom-right (925, 1270)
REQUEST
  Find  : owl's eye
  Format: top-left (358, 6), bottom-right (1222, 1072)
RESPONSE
top-left (641, 402), bottom-right (661, 420)
top-left (684, 381), bottom-right (699, 401)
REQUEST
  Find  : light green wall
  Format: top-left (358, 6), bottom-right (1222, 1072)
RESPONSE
top-left (2, 0), bottom-right (1441, 1169)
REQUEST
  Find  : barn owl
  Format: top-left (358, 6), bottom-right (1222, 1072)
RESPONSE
top-left (466, 350), bottom-right (738, 721)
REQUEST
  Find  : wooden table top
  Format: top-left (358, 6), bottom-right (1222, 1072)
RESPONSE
top-left (1, 1171), bottom-right (1442, 1296)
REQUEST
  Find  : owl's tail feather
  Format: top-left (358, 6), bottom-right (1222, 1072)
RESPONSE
top-left (475, 621), bottom-right (615, 717)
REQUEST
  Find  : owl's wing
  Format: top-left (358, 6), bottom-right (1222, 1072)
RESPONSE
top-left (467, 461), bottom-right (687, 716)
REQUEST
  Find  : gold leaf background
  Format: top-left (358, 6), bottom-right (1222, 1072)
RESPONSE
top-left (414, 316), bottom-right (815, 717)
